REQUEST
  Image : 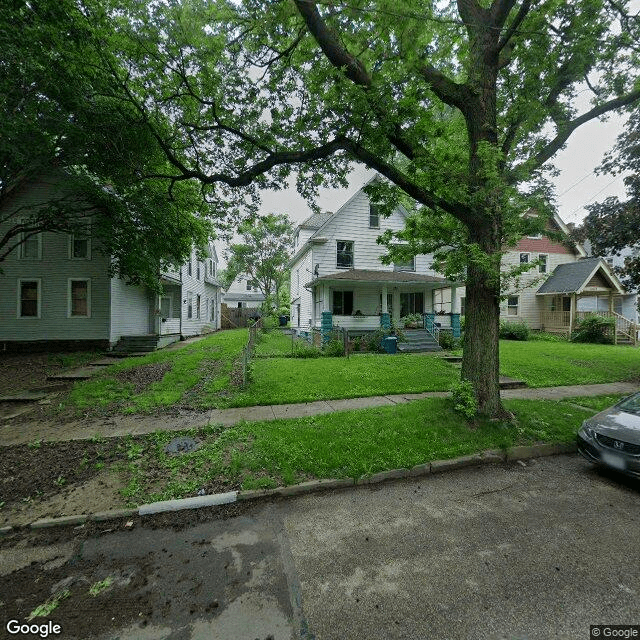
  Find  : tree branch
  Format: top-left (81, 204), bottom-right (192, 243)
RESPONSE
top-left (416, 64), bottom-right (471, 112)
top-left (496, 0), bottom-right (532, 53)
top-left (512, 89), bottom-right (640, 178)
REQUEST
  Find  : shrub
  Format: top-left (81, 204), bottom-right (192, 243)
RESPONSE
top-left (530, 331), bottom-right (569, 342)
top-left (261, 315), bottom-right (279, 332)
top-left (499, 320), bottom-right (530, 341)
top-left (450, 380), bottom-right (477, 419)
top-left (571, 314), bottom-right (615, 344)
top-left (323, 339), bottom-right (345, 357)
top-left (438, 330), bottom-right (458, 350)
top-left (294, 344), bottom-right (321, 358)
top-left (401, 313), bottom-right (423, 327)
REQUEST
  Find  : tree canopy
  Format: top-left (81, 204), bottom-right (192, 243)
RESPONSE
top-left (7, 0), bottom-right (640, 414)
top-left (0, 0), bottom-right (212, 290)
top-left (579, 109), bottom-right (640, 289)
top-left (225, 213), bottom-right (294, 312)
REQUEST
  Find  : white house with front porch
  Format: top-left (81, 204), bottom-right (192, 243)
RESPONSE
top-left (289, 185), bottom-right (460, 336)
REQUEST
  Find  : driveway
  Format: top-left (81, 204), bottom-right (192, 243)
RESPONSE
top-left (2, 455), bottom-right (639, 639)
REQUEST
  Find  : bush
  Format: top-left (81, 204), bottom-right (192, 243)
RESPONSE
top-left (450, 380), bottom-right (477, 419)
top-left (499, 320), bottom-right (530, 341)
top-left (294, 344), bottom-right (321, 358)
top-left (401, 313), bottom-right (423, 327)
top-left (261, 315), bottom-right (279, 332)
top-left (529, 331), bottom-right (569, 342)
top-left (323, 339), bottom-right (345, 357)
top-left (438, 330), bottom-right (458, 350)
top-left (362, 329), bottom-right (388, 352)
top-left (571, 314), bottom-right (615, 344)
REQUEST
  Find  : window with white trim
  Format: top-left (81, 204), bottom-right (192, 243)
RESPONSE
top-left (369, 204), bottom-right (380, 228)
top-left (332, 290), bottom-right (354, 315)
top-left (18, 279), bottom-right (40, 318)
top-left (197, 262), bottom-right (200, 280)
top-left (539, 254), bottom-right (548, 273)
top-left (507, 295), bottom-right (519, 316)
top-left (394, 256), bottom-right (415, 272)
top-left (196, 294), bottom-right (201, 319)
top-left (519, 253), bottom-right (529, 264)
top-left (187, 260), bottom-right (192, 277)
top-left (69, 223), bottom-right (91, 259)
top-left (187, 291), bottom-right (193, 319)
top-left (336, 240), bottom-right (354, 268)
top-left (68, 279), bottom-right (90, 317)
top-left (20, 224), bottom-right (41, 259)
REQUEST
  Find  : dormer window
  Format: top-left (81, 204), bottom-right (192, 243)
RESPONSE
top-left (369, 204), bottom-right (380, 228)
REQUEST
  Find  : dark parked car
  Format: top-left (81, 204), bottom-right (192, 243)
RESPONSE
top-left (577, 392), bottom-right (640, 478)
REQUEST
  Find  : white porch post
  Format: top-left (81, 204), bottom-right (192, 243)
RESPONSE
top-left (450, 286), bottom-right (458, 314)
top-left (431, 289), bottom-right (436, 313)
top-left (392, 288), bottom-right (400, 324)
top-left (382, 286), bottom-right (388, 313)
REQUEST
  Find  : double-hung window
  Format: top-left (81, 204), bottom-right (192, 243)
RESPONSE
top-left (68, 279), bottom-right (90, 317)
top-left (336, 241), bottom-right (354, 268)
top-left (196, 294), bottom-right (201, 319)
top-left (187, 291), bottom-right (193, 319)
top-left (507, 295), bottom-right (519, 316)
top-left (539, 254), bottom-right (548, 273)
top-left (369, 204), bottom-right (380, 228)
top-left (332, 290), bottom-right (353, 315)
top-left (18, 279), bottom-right (41, 318)
top-left (20, 222), bottom-right (41, 259)
top-left (394, 256), bottom-right (415, 272)
top-left (69, 223), bottom-right (91, 259)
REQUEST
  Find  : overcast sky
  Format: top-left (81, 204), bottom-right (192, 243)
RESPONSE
top-left (254, 109), bottom-right (630, 230)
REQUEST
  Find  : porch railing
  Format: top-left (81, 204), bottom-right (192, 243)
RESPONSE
top-left (540, 310), bottom-right (638, 345)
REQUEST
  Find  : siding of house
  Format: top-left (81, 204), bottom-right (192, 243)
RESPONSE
top-left (109, 277), bottom-right (151, 343)
top-left (222, 273), bottom-right (265, 308)
top-left (0, 174), bottom-right (113, 344)
top-left (180, 250), bottom-right (218, 336)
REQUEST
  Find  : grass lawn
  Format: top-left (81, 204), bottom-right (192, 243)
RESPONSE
top-left (116, 396), bottom-right (596, 503)
top-left (500, 340), bottom-right (640, 387)
top-left (68, 329), bottom-right (247, 413)
top-left (254, 329), bottom-right (307, 358)
top-left (220, 353), bottom-right (458, 408)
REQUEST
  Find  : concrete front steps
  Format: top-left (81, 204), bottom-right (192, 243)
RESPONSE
top-left (110, 334), bottom-right (180, 355)
top-left (398, 329), bottom-right (442, 353)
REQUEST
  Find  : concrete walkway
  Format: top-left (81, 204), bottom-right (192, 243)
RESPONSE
top-left (1, 381), bottom-right (636, 447)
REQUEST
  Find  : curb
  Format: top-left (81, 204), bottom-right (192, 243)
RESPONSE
top-left (2, 442), bottom-right (578, 534)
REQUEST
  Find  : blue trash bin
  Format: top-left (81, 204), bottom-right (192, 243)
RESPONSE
top-left (381, 336), bottom-right (398, 354)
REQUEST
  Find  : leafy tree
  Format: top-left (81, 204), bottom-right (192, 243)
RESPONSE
top-left (225, 214), bottom-right (294, 311)
top-left (0, 0), bottom-right (212, 291)
top-left (579, 109), bottom-right (640, 289)
top-left (77, 0), bottom-right (640, 416)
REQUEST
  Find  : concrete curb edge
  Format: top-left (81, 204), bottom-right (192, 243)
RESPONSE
top-left (1, 442), bottom-right (577, 534)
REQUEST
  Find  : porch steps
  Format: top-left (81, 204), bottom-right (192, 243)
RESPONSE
top-left (398, 329), bottom-right (442, 353)
top-left (111, 335), bottom-right (161, 354)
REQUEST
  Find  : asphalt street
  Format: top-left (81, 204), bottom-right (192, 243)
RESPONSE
top-left (1, 454), bottom-right (639, 640)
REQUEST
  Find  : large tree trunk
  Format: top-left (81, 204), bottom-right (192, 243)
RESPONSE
top-left (461, 244), bottom-right (507, 417)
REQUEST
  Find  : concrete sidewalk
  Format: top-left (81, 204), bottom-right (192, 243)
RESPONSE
top-left (1, 381), bottom-right (636, 447)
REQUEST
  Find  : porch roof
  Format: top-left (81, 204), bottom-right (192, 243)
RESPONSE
top-left (307, 269), bottom-right (451, 288)
top-left (536, 257), bottom-right (625, 295)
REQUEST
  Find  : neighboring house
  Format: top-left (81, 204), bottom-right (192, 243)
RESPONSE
top-left (289, 185), bottom-right (460, 335)
top-left (438, 213), bottom-right (637, 342)
top-left (222, 274), bottom-right (266, 309)
top-left (290, 179), bottom-right (637, 344)
top-left (0, 174), bottom-right (222, 352)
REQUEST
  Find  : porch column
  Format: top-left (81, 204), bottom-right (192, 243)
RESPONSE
top-left (450, 286), bottom-right (458, 314)
top-left (431, 289), bottom-right (436, 313)
top-left (392, 288), bottom-right (400, 324)
top-left (380, 285), bottom-right (390, 330)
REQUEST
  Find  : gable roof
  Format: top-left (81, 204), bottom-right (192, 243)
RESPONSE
top-left (536, 257), bottom-right (625, 295)
top-left (299, 211), bottom-right (333, 230)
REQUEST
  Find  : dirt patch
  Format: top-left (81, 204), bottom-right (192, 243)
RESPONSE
top-left (0, 351), bottom-right (99, 395)
top-left (114, 361), bottom-right (173, 394)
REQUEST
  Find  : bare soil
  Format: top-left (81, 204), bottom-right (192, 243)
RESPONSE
top-left (114, 361), bottom-right (173, 393)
